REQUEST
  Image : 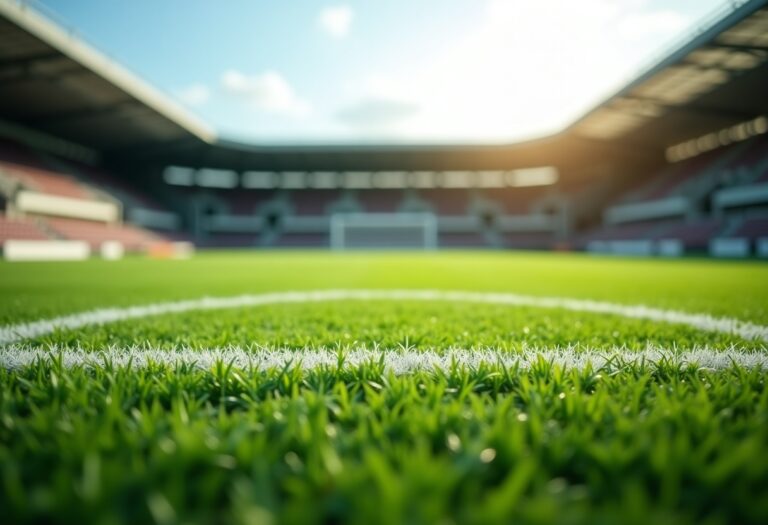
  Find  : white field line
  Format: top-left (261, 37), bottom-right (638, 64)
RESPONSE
top-left (1, 289), bottom-right (767, 346)
top-left (1, 345), bottom-right (767, 371)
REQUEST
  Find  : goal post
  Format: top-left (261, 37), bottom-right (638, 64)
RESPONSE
top-left (330, 213), bottom-right (438, 250)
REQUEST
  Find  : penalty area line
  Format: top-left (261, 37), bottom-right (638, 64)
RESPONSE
top-left (0, 289), bottom-right (767, 346)
top-left (1, 346), bottom-right (767, 372)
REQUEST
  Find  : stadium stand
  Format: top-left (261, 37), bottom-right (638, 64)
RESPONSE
top-left (1, 0), bottom-right (767, 255)
top-left (727, 216), bottom-right (768, 241)
top-left (356, 189), bottom-right (404, 213)
top-left (45, 217), bottom-right (161, 252)
top-left (289, 190), bottom-right (343, 216)
top-left (0, 213), bottom-right (49, 243)
top-left (418, 189), bottom-right (472, 215)
top-left (0, 136), bottom-right (171, 254)
top-left (584, 217), bottom-right (731, 253)
top-left (612, 138), bottom-right (762, 210)
top-left (275, 232), bottom-right (330, 247)
top-left (195, 232), bottom-right (259, 248)
top-left (626, 149), bottom-right (725, 203)
top-left (229, 190), bottom-right (278, 215)
top-left (482, 187), bottom-right (550, 214)
top-left (590, 124), bottom-right (768, 255)
top-left (581, 222), bottom-right (661, 248)
top-left (653, 219), bottom-right (725, 250)
top-left (0, 140), bottom-right (94, 199)
top-left (162, 178), bottom-right (565, 249)
top-left (438, 232), bottom-right (488, 248)
top-left (723, 134), bottom-right (768, 183)
top-left (180, 188), bottom-right (271, 217)
top-left (61, 158), bottom-right (166, 212)
top-left (504, 232), bottom-right (556, 250)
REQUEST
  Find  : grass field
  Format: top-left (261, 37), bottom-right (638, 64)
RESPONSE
top-left (1, 251), bottom-right (767, 524)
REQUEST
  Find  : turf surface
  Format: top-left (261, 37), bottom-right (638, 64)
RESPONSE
top-left (1, 251), bottom-right (767, 524)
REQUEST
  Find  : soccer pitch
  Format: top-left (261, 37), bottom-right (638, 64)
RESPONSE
top-left (1, 251), bottom-right (767, 524)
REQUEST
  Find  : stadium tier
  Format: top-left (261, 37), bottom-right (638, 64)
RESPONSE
top-left (0, 137), bottom-right (175, 255)
top-left (45, 217), bottom-right (162, 252)
top-left (0, 140), bottom-right (95, 199)
top-left (355, 189), bottom-right (403, 212)
top-left (3, 123), bottom-right (767, 255)
top-left (437, 232), bottom-right (488, 247)
top-left (1, 0), bottom-right (767, 257)
top-left (656, 219), bottom-right (724, 247)
top-left (289, 189), bottom-right (344, 215)
top-left (275, 232), bottom-right (330, 247)
top-left (0, 213), bottom-right (49, 243)
top-left (418, 189), bottom-right (473, 215)
top-left (619, 134), bottom-right (768, 205)
top-left (587, 128), bottom-right (768, 255)
top-left (60, 158), bottom-right (168, 213)
top-left (731, 216), bottom-right (768, 239)
top-left (169, 183), bottom-right (560, 249)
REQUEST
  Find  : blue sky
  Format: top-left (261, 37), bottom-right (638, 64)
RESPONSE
top-left (37, 0), bottom-right (728, 144)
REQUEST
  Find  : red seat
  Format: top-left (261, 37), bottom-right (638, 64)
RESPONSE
top-left (0, 138), bottom-right (93, 199)
top-left (274, 233), bottom-right (329, 247)
top-left (356, 190), bottom-right (404, 213)
top-left (438, 232), bottom-right (488, 247)
top-left (482, 187), bottom-right (546, 214)
top-left (652, 219), bottom-right (724, 249)
top-left (289, 190), bottom-right (341, 215)
top-left (418, 190), bottom-right (472, 215)
top-left (731, 218), bottom-right (768, 240)
top-left (0, 213), bottom-right (50, 243)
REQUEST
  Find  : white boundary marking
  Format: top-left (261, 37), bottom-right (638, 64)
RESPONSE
top-left (2, 346), bottom-right (766, 371)
top-left (2, 289), bottom-right (767, 346)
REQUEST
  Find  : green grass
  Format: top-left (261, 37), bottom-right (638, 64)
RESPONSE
top-left (1, 251), bottom-right (767, 524)
top-left (2, 251), bottom-right (767, 322)
top-left (29, 300), bottom-right (763, 351)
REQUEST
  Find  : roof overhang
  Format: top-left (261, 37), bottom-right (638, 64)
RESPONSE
top-left (0, 0), bottom-right (765, 177)
top-left (569, 0), bottom-right (768, 148)
top-left (116, 134), bottom-right (655, 178)
top-left (0, 0), bottom-right (216, 152)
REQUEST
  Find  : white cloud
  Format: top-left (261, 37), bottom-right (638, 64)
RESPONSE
top-left (221, 70), bottom-right (310, 117)
top-left (175, 83), bottom-right (210, 107)
top-left (318, 5), bottom-right (353, 39)
top-left (336, 0), bottom-right (694, 141)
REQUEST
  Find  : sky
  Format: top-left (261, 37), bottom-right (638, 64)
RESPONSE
top-left (36, 0), bottom-right (730, 144)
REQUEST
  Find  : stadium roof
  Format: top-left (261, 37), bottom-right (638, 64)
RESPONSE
top-left (0, 0), bottom-right (765, 170)
top-left (569, 0), bottom-right (768, 148)
top-left (144, 0), bottom-right (768, 172)
top-left (0, 0), bottom-right (216, 152)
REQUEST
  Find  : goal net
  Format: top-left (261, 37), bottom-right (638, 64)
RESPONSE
top-left (330, 213), bottom-right (438, 250)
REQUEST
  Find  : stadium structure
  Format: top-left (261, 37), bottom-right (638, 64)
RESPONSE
top-left (1, 0), bottom-right (767, 258)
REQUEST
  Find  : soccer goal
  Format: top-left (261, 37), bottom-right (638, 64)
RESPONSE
top-left (330, 213), bottom-right (438, 250)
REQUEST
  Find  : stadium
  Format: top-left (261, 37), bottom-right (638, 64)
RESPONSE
top-left (1, 0), bottom-right (767, 523)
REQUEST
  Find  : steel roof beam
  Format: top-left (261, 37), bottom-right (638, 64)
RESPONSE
top-left (706, 42), bottom-right (768, 53)
top-left (0, 66), bottom-right (88, 84)
top-left (0, 51), bottom-right (63, 73)
top-left (18, 100), bottom-right (140, 126)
